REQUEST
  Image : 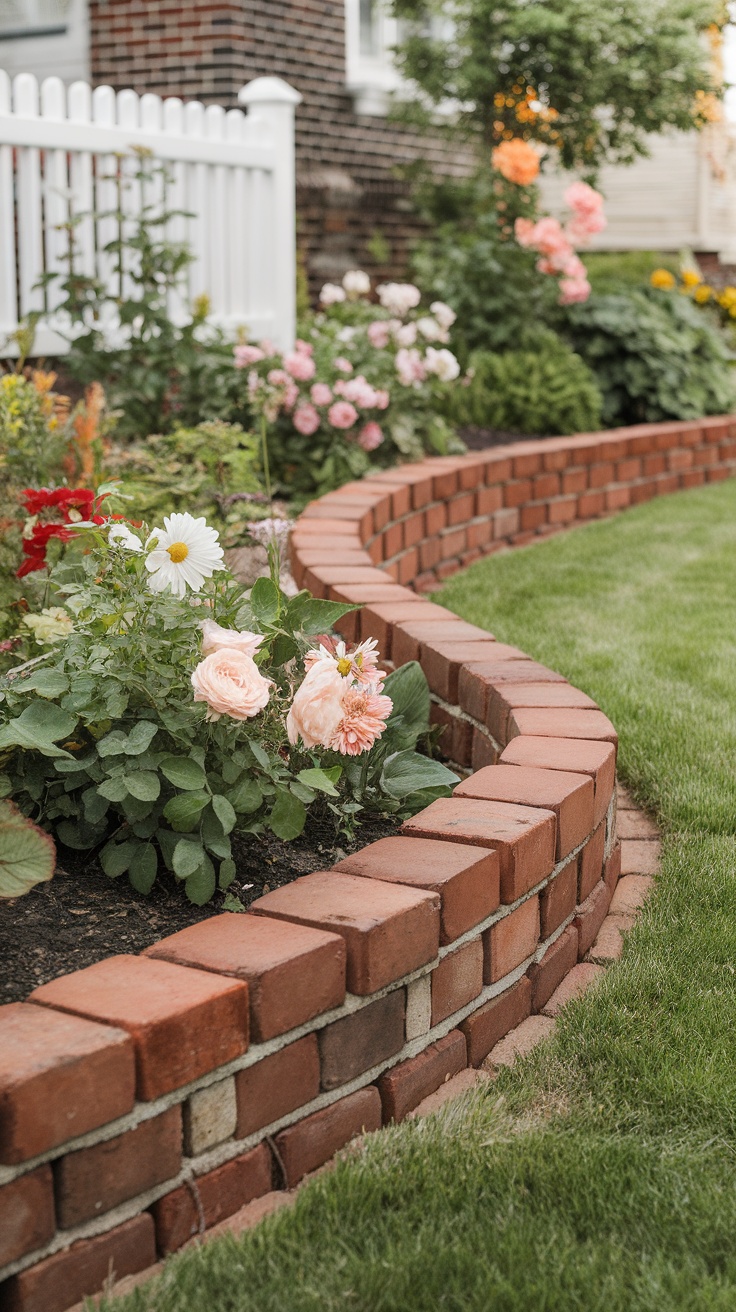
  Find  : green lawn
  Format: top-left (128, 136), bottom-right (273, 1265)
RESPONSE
top-left (100, 481), bottom-right (736, 1312)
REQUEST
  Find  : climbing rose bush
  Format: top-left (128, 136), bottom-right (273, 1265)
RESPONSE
top-left (0, 504), bottom-right (457, 903)
top-left (514, 181), bottom-right (606, 305)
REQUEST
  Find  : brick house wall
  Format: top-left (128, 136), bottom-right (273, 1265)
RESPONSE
top-left (88, 0), bottom-right (470, 295)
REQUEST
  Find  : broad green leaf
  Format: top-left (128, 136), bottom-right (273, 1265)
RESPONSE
top-left (381, 662), bottom-right (430, 752)
top-left (290, 781), bottom-right (315, 804)
top-left (97, 775), bottom-right (130, 802)
top-left (269, 790), bottom-right (306, 841)
top-left (122, 770), bottom-right (160, 802)
top-left (128, 844), bottom-right (157, 894)
top-left (96, 729), bottom-right (130, 757)
top-left (56, 819), bottom-right (104, 850)
top-left (23, 669), bottom-right (69, 699)
top-left (157, 826), bottom-right (179, 871)
top-left (227, 776), bottom-right (262, 814)
top-left (211, 794), bottom-right (236, 835)
top-left (0, 701), bottom-right (77, 758)
top-left (0, 774), bottom-right (11, 798)
top-left (201, 809), bottom-right (232, 859)
top-left (124, 721), bottom-right (159, 755)
top-left (82, 786), bottom-right (109, 825)
top-left (185, 856), bottom-right (216, 905)
top-left (163, 791), bottom-right (210, 832)
top-left (250, 576), bottom-right (281, 626)
top-left (380, 750), bottom-right (459, 800)
top-left (250, 742), bottom-right (270, 770)
top-left (271, 634), bottom-right (299, 666)
top-left (297, 766), bottom-right (342, 797)
top-left (172, 838), bottom-right (205, 878)
top-left (287, 595), bottom-right (359, 635)
top-left (0, 801), bottom-right (55, 898)
top-left (159, 756), bottom-right (207, 790)
top-left (218, 857), bottom-right (237, 890)
top-left (100, 839), bottom-right (139, 878)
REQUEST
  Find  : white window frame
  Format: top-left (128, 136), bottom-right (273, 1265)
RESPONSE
top-left (344, 0), bottom-right (404, 115)
top-left (0, 0), bottom-right (72, 38)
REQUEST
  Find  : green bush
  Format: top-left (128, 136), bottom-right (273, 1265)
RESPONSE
top-left (564, 288), bottom-right (736, 426)
top-left (447, 331), bottom-right (603, 435)
top-left (585, 251), bottom-right (679, 296)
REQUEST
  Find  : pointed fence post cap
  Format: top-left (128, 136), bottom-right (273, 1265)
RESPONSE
top-left (238, 77), bottom-right (302, 108)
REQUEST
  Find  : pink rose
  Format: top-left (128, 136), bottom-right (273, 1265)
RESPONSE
top-left (334, 357), bottom-right (353, 374)
top-left (294, 338), bottom-right (314, 356)
top-left (559, 276), bottom-right (592, 305)
top-left (293, 403), bottom-right (321, 435)
top-left (310, 382), bottom-right (333, 406)
top-left (284, 351), bottom-right (316, 381)
top-left (191, 649), bottom-right (271, 721)
top-left (367, 320), bottom-right (392, 348)
top-left (374, 389), bottom-right (389, 410)
top-left (338, 375), bottom-right (378, 408)
top-left (358, 422), bottom-right (384, 451)
top-left (201, 620), bottom-right (263, 658)
top-left (234, 344), bottom-right (265, 368)
top-left (396, 347), bottom-right (426, 387)
top-left (328, 400), bottom-right (359, 429)
top-left (287, 661), bottom-right (346, 748)
top-left (565, 180), bottom-right (605, 217)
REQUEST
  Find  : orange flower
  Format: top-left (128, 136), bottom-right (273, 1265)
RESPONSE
top-left (491, 138), bottom-right (540, 186)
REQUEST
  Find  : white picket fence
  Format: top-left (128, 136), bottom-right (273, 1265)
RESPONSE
top-left (0, 71), bottom-right (301, 357)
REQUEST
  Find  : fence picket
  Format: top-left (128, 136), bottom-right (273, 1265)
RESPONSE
top-left (68, 80), bottom-right (95, 284)
top-left (40, 77), bottom-right (69, 316)
top-left (0, 70), bottom-right (18, 344)
top-left (14, 73), bottom-right (44, 318)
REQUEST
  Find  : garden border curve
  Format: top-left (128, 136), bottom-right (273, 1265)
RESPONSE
top-left (0, 415), bottom-right (734, 1312)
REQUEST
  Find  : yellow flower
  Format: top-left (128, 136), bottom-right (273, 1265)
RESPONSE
top-left (694, 285), bottom-right (712, 304)
top-left (650, 269), bottom-right (675, 290)
top-left (719, 286), bottom-right (736, 309)
top-left (681, 269), bottom-right (702, 289)
top-left (23, 607), bottom-right (73, 646)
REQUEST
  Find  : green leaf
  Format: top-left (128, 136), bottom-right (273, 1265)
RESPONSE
top-left (227, 776), bottom-right (262, 814)
top-left (82, 786), bottom-right (109, 824)
top-left (250, 742), bottom-right (270, 770)
top-left (218, 857), bottom-right (236, 890)
top-left (297, 766), bottom-right (342, 798)
top-left (287, 594), bottom-right (360, 635)
top-left (172, 838), bottom-right (205, 878)
top-left (0, 774), bottom-right (11, 799)
top-left (211, 794), bottom-right (236, 835)
top-left (0, 701), bottom-right (77, 758)
top-left (128, 844), bottom-right (157, 894)
top-left (23, 670), bottom-right (70, 699)
top-left (125, 721), bottom-right (159, 755)
top-left (271, 634), bottom-right (299, 666)
top-left (201, 809), bottom-right (232, 860)
top-left (100, 839), bottom-right (139, 878)
top-left (97, 775), bottom-right (130, 802)
top-left (159, 756), bottom-right (207, 790)
top-left (96, 729), bottom-right (130, 758)
top-left (381, 662), bottom-right (431, 752)
top-left (290, 781), bottom-right (315, 805)
top-left (122, 770), bottom-right (160, 802)
top-left (185, 856), bottom-right (216, 905)
top-left (157, 826), bottom-right (179, 871)
top-left (0, 801), bottom-right (56, 899)
top-left (380, 750), bottom-right (460, 800)
top-left (163, 791), bottom-right (210, 832)
top-left (250, 576), bottom-right (281, 626)
top-left (269, 790), bottom-right (306, 841)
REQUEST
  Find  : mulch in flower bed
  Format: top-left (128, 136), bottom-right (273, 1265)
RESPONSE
top-left (458, 425), bottom-right (550, 450)
top-left (0, 812), bottom-right (399, 1005)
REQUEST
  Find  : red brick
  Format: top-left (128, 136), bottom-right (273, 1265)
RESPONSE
top-left (425, 501), bottom-right (447, 534)
top-left (493, 506), bottom-right (520, 538)
top-left (605, 485), bottom-right (632, 512)
top-left (504, 478), bottom-right (532, 507)
top-left (476, 484), bottom-right (503, 515)
top-left (574, 881), bottom-right (612, 957)
top-left (467, 517), bottom-right (493, 550)
top-left (507, 707), bottom-right (618, 748)
top-left (145, 913), bottom-right (345, 1043)
top-left (295, 548), bottom-right (372, 570)
top-left (273, 1087), bottom-right (382, 1187)
top-left (392, 615), bottom-right (491, 664)
top-left (402, 797), bottom-right (556, 903)
top-left (604, 842), bottom-right (622, 896)
top-left (403, 510), bottom-right (426, 547)
top-left (304, 565), bottom-right (388, 598)
top-left (0, 1166), bottom-right (55, 1267)
top-left (578, 821), bottom-right (606, 901)
top-left (0, 1003), bottom-right (135, 1165)
top-left (499, 735), bottom-right (616, 827)
top-left (459, 976), bottom-right (532, 1067)
top-left (527, 924), bottom-right (578, 1011)
top-left (513, 448), bottom-right (544, 476)
top-left (540, 856), bottom-right (578, 938)
top-left (54, 1107), bottom-right (181, 1229)
top-left (421, 640), bottom-right (526, 702)
top-left (548, 496), bottom-right (578, 525)
top-left (472, 728), bottom-right (499, 770)
top-left (359, 601), bottom-right (446, 658)
top-left (485, 897), bottom-right (540, 983)
top-left (455, 763), bottom-right (594, 860)
top-left (30, 956), bottom-right (249, 1102)
top-left (419, 536), bottom-right (442, 572)
top-left (520, 502), bottom-right (547, 532)
top-left (250, 871), bottom-right (440, 995)
top-left (562, 467), bottom-right (588, 495)
top-left (589, 461), bottom-right (615, 488)
top-left (643, 452), bottom-right (667, 476)
top-left (319, 990), bottom-right (405, 1090)
top-left (542, 962), bottom-right (604, 1016)
top-left (620, 838), bottom-right (661, 874)
top-left (235, 1035), bottom-right (321, 1139)
top-left (458, 659), bottom-right (565, 723)
top-left (439, 526), bottom-right (467, 560)
top-left (448, 491), bottom-right (475, 525)
top-left (152, 1144), bottom-right (273, 1255)
top-left (577, 490), bottom-right (606, 518)
top-left (0, 1214), bottom-right (155, 1312)
top-left (378, 1031), bottom-right (467, 1122)
top-left (397, 547), bottom-right (419, 584)
top-left (616, 457), bottom-right (642, 481)
top-left (482, 682), bottom-right (597, 747)
top-left (334, 836), bottom-right (499, 945)
top-left (430, 938), bottom-right (484, 1025)
top-left (533, 473), bottom-right (560, 500)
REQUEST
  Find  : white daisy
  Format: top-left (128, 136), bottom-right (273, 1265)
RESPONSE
top-left (108, 523), bottom-right (143, 553)
top-left (145, 513), bottom-right (224, 598)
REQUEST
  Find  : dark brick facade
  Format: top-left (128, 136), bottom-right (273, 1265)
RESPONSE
top-left (89, 0), bottom-right (468, 292)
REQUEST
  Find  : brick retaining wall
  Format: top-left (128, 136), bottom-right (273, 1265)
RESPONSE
top-left (0, 416), bottom-right (733, 1312)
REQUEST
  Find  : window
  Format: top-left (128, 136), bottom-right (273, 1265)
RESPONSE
top-left (345, 0), bottom-right (453, 115)
top-left (0, 0), bottom-right (71, 39)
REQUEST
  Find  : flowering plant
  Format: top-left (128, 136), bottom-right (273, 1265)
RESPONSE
top-left (232, 273), bottom-right (465, 496)
top-left (0, 502), bottom-right (457, 903)
top-left (514, 180), bottom-right (605, 306)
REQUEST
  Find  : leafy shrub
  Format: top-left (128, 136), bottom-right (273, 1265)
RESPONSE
top-left (585, 251), bottom-right (679, 296)
top-left (564, 289), bottom-right (736, 426)
top-left (0, 800), bottom-right (56, 899)
top-left (448, 331), bottom-right (603, 435)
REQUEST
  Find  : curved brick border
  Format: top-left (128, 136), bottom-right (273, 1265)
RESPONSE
top-left (0, 417), bottom-right (732, 1312)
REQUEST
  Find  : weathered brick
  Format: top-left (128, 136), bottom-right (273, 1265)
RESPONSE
top-left (235, 1035), bottom-right (321, 1139)
top-left (319, 991), bottom-right (405, 1090)
top-left (539, 856), bottom-right (578, 938)
top-left (485, 897), bottom-right (540, 983)
top-left (421, 640), bottom-right (529, 702)
top-left (460, 976), bottom-right (532, 1067)
top-left (54, 1107), bottom-right (182, 1229)
top-left (507, 707), bottom-right (618, 746)
top-left (620, 839), bottom-right (661, 875)
top-left (499, 735), bottom-right (616, 827)
top-left (402, 797), bottom-right (556, 903)
top-left (455, 763), bottom-right (594, 860)
top-left (527, 924), bottom-right (578, 1011)
top-left (152, 1144), bottom-right (272, 1255)
top-left (145, 913), bottom-right (345, 1042)
top-left (0, 1166), bottom-right (55, 1268)
top-left (574, 881), bottom-right (612, 958)
top-left (430, 938), bottom-right (484, 1025)
top-left (358, 600), bottom-right (445, 659)
top-left (335, 836), bottom-right (500, 944)
top-left (604, 841), bottom-right (622, 896)
top-left (378, 1031), bottom-right (467, 1122)
top-left (578, 820), bottom-right (606, 901)
top-left (273, 1087), bottom-right (382, 1187)
top-left (251, 871), bottom-right (440, 995)
top-left (30, 956), bottom-right (248, 1101)
top-left (541, 962), bottom-right (605, 1017)
top-left (610, 873), bottom-right (655, 916)
top-left (183, 1077), bottom-right (237, 1157)
top-left (0, 1214), bottom-right (155, 1312)
top-left (486, 1015), bottom-right (556, 1068)
top-left (0, 1003), bottom-right (135, 1165)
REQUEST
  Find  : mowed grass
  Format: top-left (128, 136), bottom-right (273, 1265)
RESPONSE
top-left (100, 481), bottom-right (736, 1312)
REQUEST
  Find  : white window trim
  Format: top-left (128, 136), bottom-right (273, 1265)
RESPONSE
top-left (344, 0), bottom-right (404, 115)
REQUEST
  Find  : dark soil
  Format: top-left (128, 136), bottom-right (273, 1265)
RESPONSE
top-left (0, 812), bottom-right (399, 1005)
top-left (458, 425), bottom-right (550, 450)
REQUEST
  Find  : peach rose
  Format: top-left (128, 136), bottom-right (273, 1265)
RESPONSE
top-left (192, 649), bottom-right (271, 721)
top-left (286, 660), bottom-right (345, 748)
top-left (200, 620), bottom-right (263, 658)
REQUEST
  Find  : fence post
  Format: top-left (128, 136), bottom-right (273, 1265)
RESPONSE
top-left (238, 76), bottom-right (302, 351)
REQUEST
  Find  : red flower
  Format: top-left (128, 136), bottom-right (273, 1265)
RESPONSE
top-left (17, 523), bottom-right (74, 577)
top-left (21, 487), bottom-right (106, 521)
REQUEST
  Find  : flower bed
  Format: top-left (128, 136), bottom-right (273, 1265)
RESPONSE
top-left (0, 414), bottom-right (734, 1312)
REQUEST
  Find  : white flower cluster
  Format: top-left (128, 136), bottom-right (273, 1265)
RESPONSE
top-left (106, 511), bottom-right (225, 599)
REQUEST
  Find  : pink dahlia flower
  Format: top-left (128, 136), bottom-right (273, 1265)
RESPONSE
top-left (330, 684), bottom-right (393, 756)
